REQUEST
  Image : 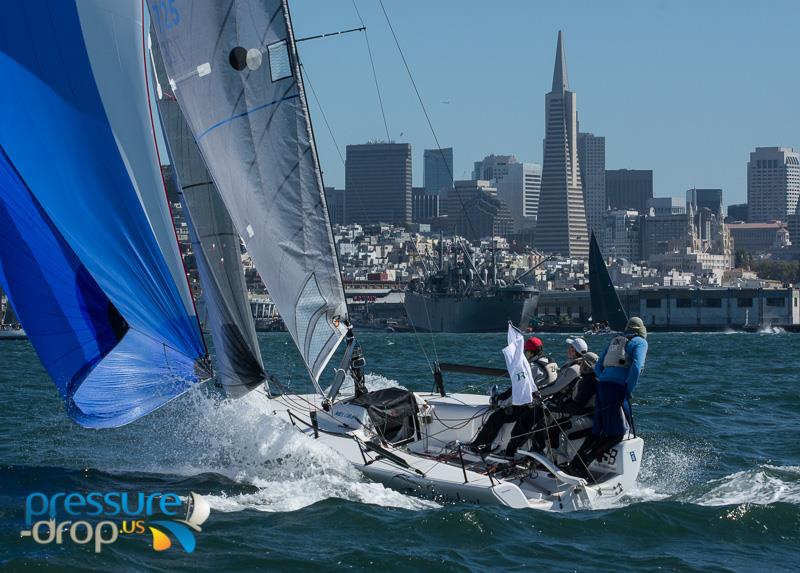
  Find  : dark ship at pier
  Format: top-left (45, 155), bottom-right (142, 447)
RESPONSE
top-left (404, 239), bottom-right (539, 333)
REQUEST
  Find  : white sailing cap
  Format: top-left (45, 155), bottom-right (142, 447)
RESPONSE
top-left (565, 337), bottom-right (588, 354)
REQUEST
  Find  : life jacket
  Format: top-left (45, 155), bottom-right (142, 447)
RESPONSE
top-left (602, 335), bottom-right (632, 369)
top-left (532, 355), bottom-right (558, 386)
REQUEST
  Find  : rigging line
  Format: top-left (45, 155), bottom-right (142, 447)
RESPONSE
top-left (376, 0), bottom-right (477, 241)
top-left (402, 298), bottom-right (434, 373)
top-left (351, 0), bottom-right (390, 141)
top-left (295, 26), bottom-right (365, 43)
top-left (300, 63), bottom-right (345, 165)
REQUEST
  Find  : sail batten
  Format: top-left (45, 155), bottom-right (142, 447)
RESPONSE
top-left (150, 0), bottom-right (348, 384)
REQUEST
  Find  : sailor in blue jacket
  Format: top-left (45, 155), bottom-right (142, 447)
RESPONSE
top-left (566, 317), bottom-right (648, 481)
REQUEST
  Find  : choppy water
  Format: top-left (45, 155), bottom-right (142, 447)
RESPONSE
top-left (1, 331), bottom-right (798, 572)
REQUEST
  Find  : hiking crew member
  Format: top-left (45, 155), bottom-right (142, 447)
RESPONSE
top-left (525, 337), bottom-right (590, 453)
top-left (540, 337), bottom-right (587, 398)
top-left (558, 352), bottom-right (600, 417)
top-left (567, 317), bottom-right (648, 480)
top-left (469, 337), bottom-right (555, 457)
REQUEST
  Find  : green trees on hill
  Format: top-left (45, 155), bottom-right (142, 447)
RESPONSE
top-left (748, 258), bottom-right (800, 284)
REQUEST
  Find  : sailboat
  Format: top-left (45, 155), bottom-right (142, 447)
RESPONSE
top-left (150, 0), bottom-right (643, 510)
top-left (0, 291), bottom-right (26, 340)
top-left (586, 232), bottom-right (629, 335)
top-left (0, 0), bottom-right (643, 510)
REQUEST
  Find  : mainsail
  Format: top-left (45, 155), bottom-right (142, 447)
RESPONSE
top-left (0, 0), bottom-right (208, 427)
top-left (588, 232), bottom-right (629, 332)
top-left (150, 0), bottom-right (348, 383)
top-left (155, 59), bottom-right (267, 397)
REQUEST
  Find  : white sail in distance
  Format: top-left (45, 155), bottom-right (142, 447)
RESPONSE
top-left (149, 0), bottom-right (348, 384)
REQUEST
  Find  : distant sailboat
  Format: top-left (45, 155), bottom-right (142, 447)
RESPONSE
top-left (0, 291), bottom-right (26, 340)
top-left (587, 232), bottom-right (629, 334)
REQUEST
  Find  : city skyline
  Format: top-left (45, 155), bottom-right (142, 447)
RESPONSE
top-left (290, 0), bottom-right (800, 206)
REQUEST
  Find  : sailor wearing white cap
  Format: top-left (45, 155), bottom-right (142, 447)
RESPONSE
top-left (540, 337), bottom-right (588, 398)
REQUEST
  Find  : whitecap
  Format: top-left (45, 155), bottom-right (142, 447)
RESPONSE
top-left (685, 465), bottom-right (800, 507)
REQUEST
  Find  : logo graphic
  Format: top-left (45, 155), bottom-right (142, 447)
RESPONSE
top-left (148, 492), bottom-right (210, 553)
top-left (20, 490), bottom-right (211, 553)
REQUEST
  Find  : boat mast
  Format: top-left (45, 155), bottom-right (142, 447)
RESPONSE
top-left (283, 0), bottom-right (365, 395)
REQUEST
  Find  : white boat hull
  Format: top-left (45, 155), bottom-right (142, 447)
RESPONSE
top-left (271, 391), bottom-right (643, 512)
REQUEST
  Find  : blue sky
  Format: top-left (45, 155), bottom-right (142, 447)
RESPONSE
top-left (291, 0), bottom-right (800, 207)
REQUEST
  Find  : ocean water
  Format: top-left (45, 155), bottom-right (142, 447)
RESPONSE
top-left (1, 331), bottom-right (798, 572)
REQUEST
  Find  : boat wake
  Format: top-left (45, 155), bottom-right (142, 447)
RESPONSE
top-left (683, 465), bottom-right (800, 507)
top-left (758, 325), bottom-right (786, 335)
top-left (136, 375), bottom-right (436, 514)
top-left (617, 437), bottom-right (800, 509)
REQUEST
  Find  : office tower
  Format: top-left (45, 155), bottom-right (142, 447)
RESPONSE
top-left (441, 180), bottom-right (513, 241)
top-left (535, 31), bottom-right (589, 258)
top-left (726, 203), bottom-right (748, 222)
top-left (423, 147), bottom-right (453, 196)
top-left (646, 197), bottom-right (685, 216)
top-left (686, 188), bottom-right (723, 217)
top-left (639, 211), bottom-right (690, 259)
top-left (412, 187), bottom-right (440, 223)
top-left (602, 210), bottom-right (640, 262)
top-left (605, 169), bottom-right (653, 214)
top-left (345, 143), bottom-right (412, 226)
top-left (324, 187), bottom-right (346, 226)
top-left (495, 162), bottom-right (542, 232)
top-left (473, 154), bottom-right (517, 182)
top-left (747, 147), bottom-right (800, 223)
top-left (577, 132), bottom-right (606, 240)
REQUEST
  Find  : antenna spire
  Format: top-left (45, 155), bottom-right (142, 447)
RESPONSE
top-left (552, 30), bottom-right (569, 92)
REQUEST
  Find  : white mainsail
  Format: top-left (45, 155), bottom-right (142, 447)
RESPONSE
top-left (150, 0), bottom-right (348, 385)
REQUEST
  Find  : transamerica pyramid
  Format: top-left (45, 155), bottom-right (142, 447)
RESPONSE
top-left (535, 31), bottom-right (589, 258)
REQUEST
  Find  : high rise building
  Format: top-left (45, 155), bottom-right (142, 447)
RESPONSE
top-left (605, 169), bottom-right (653, 214)
top-left (602, 210), bottom-right (640, 262)
top-left (646, 197), bottom-right (685, 216)
top-left (726, 203), bottom-right (748, 222)
top-left (747, 147), bottom-right (800, 223)
top-left (536, 31), bottom-right (589, 258)
top-left (412, 187), bottom-right (439, 223)
top-left (473, 154), bottom-right (517, 182)
top-left (345, 143), bottom-right (412, 226)
top-left (423, 148), bottom-right (453, 196)
top-left (639, 212), bottom-right (689, 259)
top-left (324, 187), bottom-right (346, 226)
top-left (440, 180), bottom-right (513, 241)
top-left (788, 213), bottom-right (800, 246)
top-left (495, 162), bottom-right (541, 232)
top-left (577, 132), bottom-right (606, 241)
top-left (686, 188), bottom-right (723, 217)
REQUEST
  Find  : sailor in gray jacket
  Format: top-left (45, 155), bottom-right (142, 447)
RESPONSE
top-left (540, 337), bottom-right (587, 398)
